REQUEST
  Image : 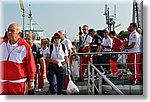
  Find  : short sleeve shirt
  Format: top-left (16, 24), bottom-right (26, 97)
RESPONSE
top-left (61, 38), bottom-right (73, 51)
top-left (41, 47), bottom-right (50, 59)
top-left (50, 43), bottom-right (68, 62)
top-left (31, 44), bottom-right (43, 63)
top-left (82, 34), bottom-right (92, 47)
top-left (102, 36), bottom-right (113, 51)
top-left (128, 30), bottom-right (140, 52)
top-left (90, 34), bottom-right (102, 52)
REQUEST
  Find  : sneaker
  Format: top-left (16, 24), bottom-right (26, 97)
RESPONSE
top-left (36, 89), bottom-right (42, 92)
top-left (132, 79), bottom-right (138, 85)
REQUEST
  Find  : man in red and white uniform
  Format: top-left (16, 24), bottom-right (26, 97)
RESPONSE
top-left (125, 23), bottom-right (141, 85)
top-left (0, 23), bottom-right (36, 95)
top-left (77, 25), bottom-right (92, 82)
top-left (109, 31), bottom-right (123, 75)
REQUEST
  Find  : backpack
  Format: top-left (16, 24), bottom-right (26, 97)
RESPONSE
top-left (50, 43), bottom-right (66, 57)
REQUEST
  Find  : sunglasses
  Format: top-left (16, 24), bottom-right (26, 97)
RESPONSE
top-left (54, 37), bottom-right (60, 39)
top-left (42, 43), bottom-right (47, 44)
top-left (25, 38), bottom-right (31, 40)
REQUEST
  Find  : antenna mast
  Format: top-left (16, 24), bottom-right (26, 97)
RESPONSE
top-left (19, 0), bottom-right (25, 38)
top-left (28, 4), bottom-right (33, 30)
top-left (103, 4), bottom-right (117, 32)
top-left (132, 0), bottom-right (140, 28)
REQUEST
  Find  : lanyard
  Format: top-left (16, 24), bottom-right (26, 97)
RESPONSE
top-left (82, 34), bottom-right (88, 46)
top-left (6, 43), bottom-right (18, 61)
top-left (55, 44), bottom-right (60, 58)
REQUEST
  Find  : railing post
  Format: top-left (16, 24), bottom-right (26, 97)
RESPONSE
top-left (134, 53), bottom-right (137, 83)
top-left (92, 64), bottom-right (95, 94)
top-left (89, 62), bottom-right (124, 95)
top-left (99, 75), bottom-right (102, 94)
top-left (87, 61), bottom-right (91, 94)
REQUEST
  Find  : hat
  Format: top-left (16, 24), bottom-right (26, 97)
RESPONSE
top-left (57, 30), bottom-right (65, 36)
top-left (54, 32), bottom-right (61, 39)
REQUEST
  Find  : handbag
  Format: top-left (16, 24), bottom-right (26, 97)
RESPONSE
top-left (49, 62), bottom-right (67, 71)
top-left (67, 75), bottom-right (79, 95)
top-left (59, 61), bottom-right (67, 70)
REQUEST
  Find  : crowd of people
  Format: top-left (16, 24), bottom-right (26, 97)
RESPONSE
top-left (0, 22), bottom-right (143, 95)
top-left (77, 23), bottom-right (143, 86)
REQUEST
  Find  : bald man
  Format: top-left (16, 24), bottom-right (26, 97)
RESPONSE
top-left (0, 23), bottom-right (36, 95)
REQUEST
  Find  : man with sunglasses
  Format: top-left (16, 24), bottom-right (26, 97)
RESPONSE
top-left (77, 25), bottom-right (92, 82)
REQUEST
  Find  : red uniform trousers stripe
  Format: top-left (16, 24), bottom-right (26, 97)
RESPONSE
top-left (0, 81), bottom-right (27, 95)
top-left (127, 53), bottom-right (141, 83)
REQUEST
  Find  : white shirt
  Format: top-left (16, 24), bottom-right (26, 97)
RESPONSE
top-left (128, 30), bottom-right (140, 52)
top-left (102, 36), bottom-right (113, 51)
top-left (0, 40), bottom-right (26, 63)
top-left (139, 34), bottom-right (143, 52)
top-left (41, 47), bottom-right (50, 59)
top-left (82, 34), bottom-right (92, 47)
top-left (50, 43), bottom-right (68, 62)
top-left (61, 38), bottom-right (73, 51)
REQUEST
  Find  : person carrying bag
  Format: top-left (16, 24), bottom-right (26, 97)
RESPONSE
top-left (46, 32), bottom-right (70, 95)
top-left (67, 69), bottom-right (79, 95)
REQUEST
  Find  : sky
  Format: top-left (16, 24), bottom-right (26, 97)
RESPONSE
top-left (1, 0), bottom-right (150, 101)
top-left (1, 0), bottom-right (142, 41)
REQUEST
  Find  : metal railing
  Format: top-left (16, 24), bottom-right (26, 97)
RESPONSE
top-left (69, 51), bottom-right (143, 95)
top-left (87, 61), bottom-right (124, 95)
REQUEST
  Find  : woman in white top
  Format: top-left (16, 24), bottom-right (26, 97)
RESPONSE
top-left (41, 38), bottom-right (50, 78)
top-left (46, 32), bottom-right (69, 95)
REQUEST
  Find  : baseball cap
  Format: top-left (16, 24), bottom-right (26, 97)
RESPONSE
top-left (54, 32), bottom-right (61, 39)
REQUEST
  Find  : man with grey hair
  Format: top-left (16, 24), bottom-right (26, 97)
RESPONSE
top-left (0, 23), bottom-right (36, 95)
top-left (25, 32), bottom-right (46, 94)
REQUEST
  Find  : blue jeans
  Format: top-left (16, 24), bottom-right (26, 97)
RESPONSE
top-left (48, 63), bottom-right (66, 95)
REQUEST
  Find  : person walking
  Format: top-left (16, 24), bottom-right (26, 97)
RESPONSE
top-left (101, 30), bottom-right (113, 74)
top-left (109, 31), bottom-right (123, 75)
top-left (25, 32), bottom-right (46, 94)
top-left (89, 28), bottom-right (103, 73)
top-left (0, 23), bottom-right (36, 95)
top-left (46, 32), bottom-right (70, 95)
top-left (41, 38), bottom-right (50, 77)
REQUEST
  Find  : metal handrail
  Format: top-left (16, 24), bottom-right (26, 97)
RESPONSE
top-left (69, 51), bottom-right (143, 95)
top-left (88, 61), bottom-right (124, 95)
top-left (70, 51), bottom-right (142, 56)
